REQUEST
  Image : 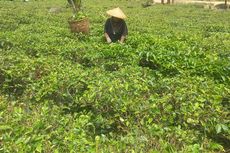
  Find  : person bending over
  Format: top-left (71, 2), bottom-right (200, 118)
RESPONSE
top-left (104, 7), bottom-right (128, 44)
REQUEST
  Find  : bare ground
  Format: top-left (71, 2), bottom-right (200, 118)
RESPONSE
top-left (154, 0), bottom-right (228, 6)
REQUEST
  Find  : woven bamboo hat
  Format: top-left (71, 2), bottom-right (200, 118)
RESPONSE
top-left (106, 7), bottom-right (127, 19)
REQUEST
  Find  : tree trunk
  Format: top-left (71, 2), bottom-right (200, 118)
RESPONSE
top-left (161, 0), bottom-right (164, 4)
top-left (68, 0), bottom-right (81, 11)
top-left (69, 0), bottom-right (77, 14)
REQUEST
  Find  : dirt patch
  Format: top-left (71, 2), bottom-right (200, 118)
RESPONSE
top-left (214, 3), bottom-right (230, 9)
top-left (154, 0), bottom-right (230, 9)
top-left (47, 7), bottom-right (64, 14)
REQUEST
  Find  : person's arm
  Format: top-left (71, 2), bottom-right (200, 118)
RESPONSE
top-left (105, 33), bottom-right (112, 43)
top-left (119, 21), bottom-right (128, 44)
top-left (104, 19), bottom-right (112, 43)
top-left (119, 36), bottom-right (126, 44)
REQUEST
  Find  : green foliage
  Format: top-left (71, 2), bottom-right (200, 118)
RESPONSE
top-left (72, 11), bottom-right (88, 21)
top-left (0, 0), bottom-right (230, 152)
top-left (69, 0), bottom-right (87, 21)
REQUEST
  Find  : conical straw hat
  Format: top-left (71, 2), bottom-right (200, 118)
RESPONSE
top-left (106, 7), bottom-right (127, 19)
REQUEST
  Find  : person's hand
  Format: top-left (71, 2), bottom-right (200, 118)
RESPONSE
top-left (118, 40), bottom-right (124, 44)
top-left (106, 37), bottom-right (112, 43)
top-left (119, 36), bottom-right (125, 44)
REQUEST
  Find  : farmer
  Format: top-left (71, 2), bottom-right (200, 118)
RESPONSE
top-left (104, 7), bottom-right (128, 44)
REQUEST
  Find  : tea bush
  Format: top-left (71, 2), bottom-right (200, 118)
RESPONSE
top-left (0, 0), bottom-right (229, 152)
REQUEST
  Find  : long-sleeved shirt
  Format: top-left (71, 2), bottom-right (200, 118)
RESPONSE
top-left (104, 18), bottom-right (128, 42)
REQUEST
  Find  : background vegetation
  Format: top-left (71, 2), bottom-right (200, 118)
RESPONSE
top-left (0, 0), bottom-right (229, 152)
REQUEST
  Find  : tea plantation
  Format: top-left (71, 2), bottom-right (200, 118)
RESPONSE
top-left (0, 0), bottom-right (229, 152)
